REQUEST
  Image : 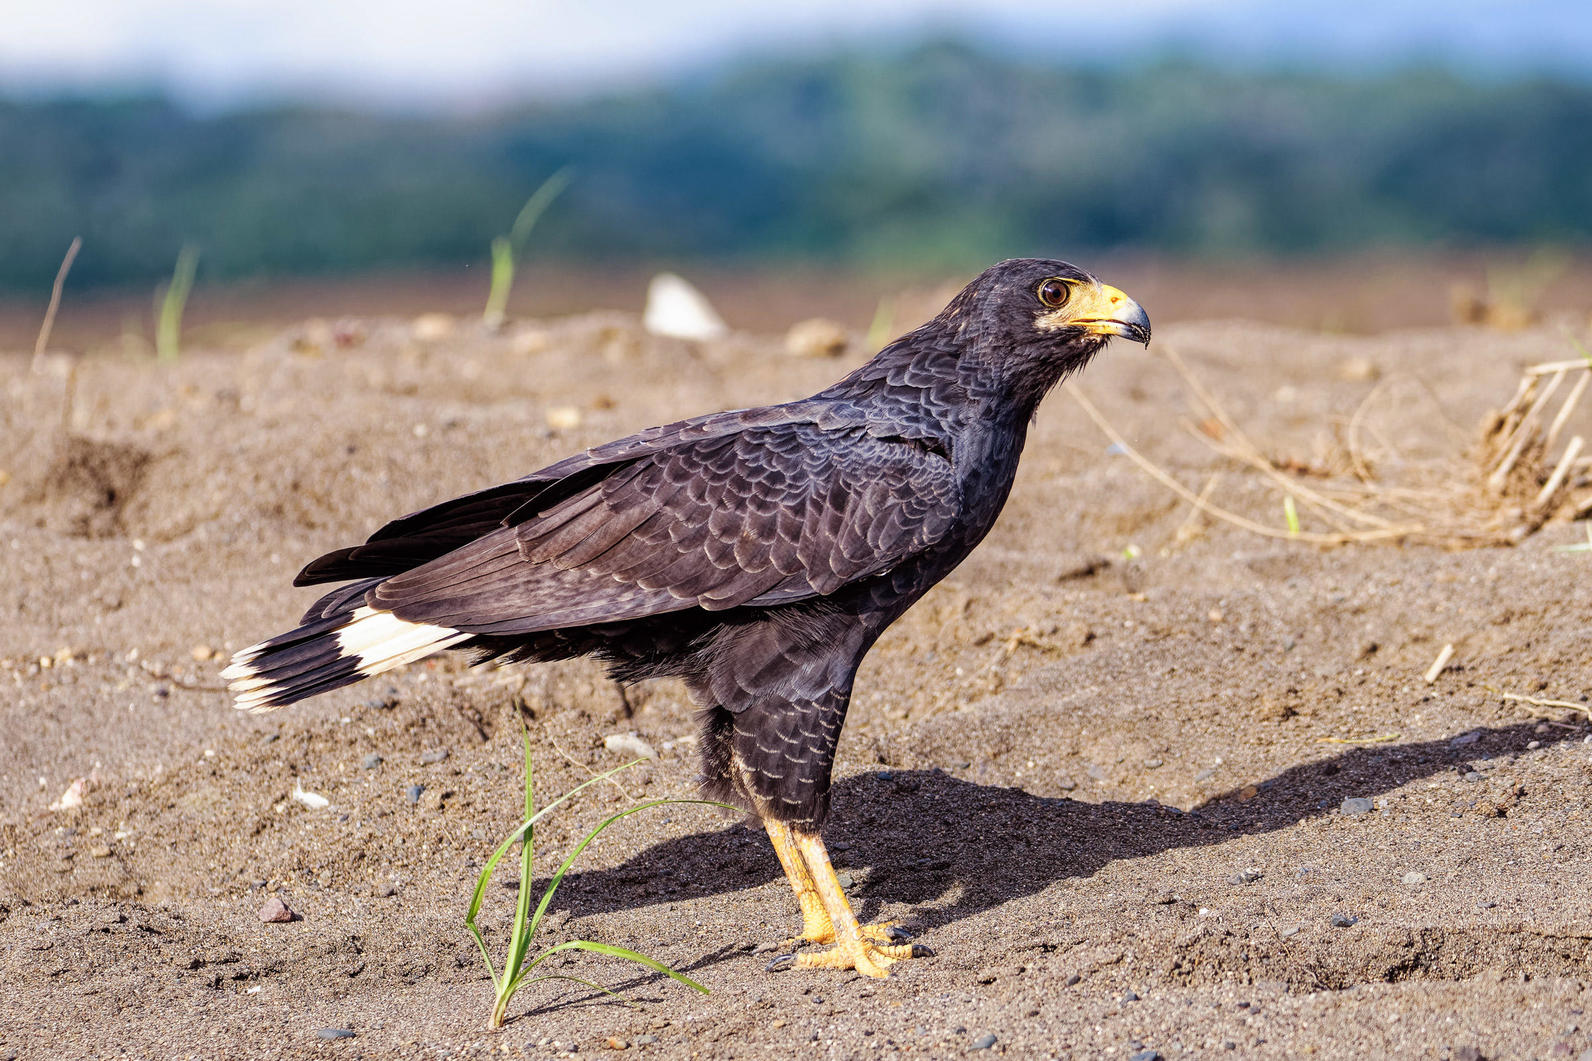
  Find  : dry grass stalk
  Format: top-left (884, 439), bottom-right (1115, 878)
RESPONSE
top-left (1073, 339), bottom-right (1592, 550)
top-left (32, 236), bottom-right (82, 373)
top-left (1423, 643), bottom-right (1455, 684)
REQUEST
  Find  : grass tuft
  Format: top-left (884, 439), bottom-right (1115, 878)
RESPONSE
top-left (483, 169), bottom-right (572, 330)
top-left (155, 245), bottom-right (199, 363)
top-left (468, 721), bottom-right (729, 1029)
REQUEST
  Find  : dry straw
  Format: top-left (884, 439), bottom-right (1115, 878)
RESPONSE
top-left (1072, 338), bottom-right (1592, 549)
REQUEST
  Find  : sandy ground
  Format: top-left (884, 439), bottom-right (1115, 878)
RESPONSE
top-left (3, 292), bottom-right (1592, 1060)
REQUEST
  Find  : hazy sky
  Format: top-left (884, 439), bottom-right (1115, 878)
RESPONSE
top-left (5, 0), bottom-right (1589, 108)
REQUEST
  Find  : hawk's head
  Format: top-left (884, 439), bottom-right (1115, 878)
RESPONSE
top-left (941, 257), bottom-right (1150, 409)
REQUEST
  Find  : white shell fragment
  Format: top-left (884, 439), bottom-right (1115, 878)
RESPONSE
top-left (291, 782), bottom-right (330, 810)
top-left (643, 273), bottom-right (727, 341)
top-left (50, 777), bottom-right (88, 811)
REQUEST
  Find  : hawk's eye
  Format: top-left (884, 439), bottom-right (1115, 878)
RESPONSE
top-left (1037, 278), bottom-right (1070, 309)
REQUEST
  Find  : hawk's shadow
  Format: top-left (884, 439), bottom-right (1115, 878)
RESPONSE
top-left (550, 720), bottom-right (1569, 933)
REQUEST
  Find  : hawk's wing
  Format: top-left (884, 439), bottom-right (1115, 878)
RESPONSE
top-left (361, 422), bottom-right (959, 636)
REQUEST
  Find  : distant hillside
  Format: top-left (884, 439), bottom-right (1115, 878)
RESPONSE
top-left (2, 42), bottom-right (1589, 292)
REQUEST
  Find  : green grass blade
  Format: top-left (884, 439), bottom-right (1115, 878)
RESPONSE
top-left (519, 939), bottom-right (709, 996)
top-left (483, 236), bottom-right (514, 328)
top-left (865, 295), bottom-right (895, 352)
top-left (503, 724), bottom-right (539, 984)
top-left (155, 244), bottom-right (198, 363)
top-left (526, 798), bottom-right (733, 940)
top-left (509, 168), bottom-right (572, 251)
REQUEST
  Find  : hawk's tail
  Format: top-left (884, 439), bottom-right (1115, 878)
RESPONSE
top-left (222, 606), bottom-right (469, 712)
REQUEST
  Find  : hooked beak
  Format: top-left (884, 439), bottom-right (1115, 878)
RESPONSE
top-left (1074, 284), bottom-right (1151, 345)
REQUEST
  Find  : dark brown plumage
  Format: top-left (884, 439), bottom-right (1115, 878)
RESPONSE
top-left (226, 257), bottom-right (1149, 976)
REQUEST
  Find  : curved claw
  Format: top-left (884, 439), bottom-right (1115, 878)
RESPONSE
top-left (765, 953), bottom-right (798, 973)
top-left (883, 924), bottom-right (913, 943)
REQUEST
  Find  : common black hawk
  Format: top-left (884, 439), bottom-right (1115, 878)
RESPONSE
top-left (225, 258), bottom-right (1150, 977)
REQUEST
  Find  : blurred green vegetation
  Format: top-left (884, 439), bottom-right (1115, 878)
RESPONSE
top-left (2, 42), bottom-right (1589, 292)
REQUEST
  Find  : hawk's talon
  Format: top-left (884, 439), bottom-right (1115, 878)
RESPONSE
top-left (765, 953), bottom-right (799, 973)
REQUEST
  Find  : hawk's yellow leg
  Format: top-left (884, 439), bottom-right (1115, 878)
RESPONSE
top-left (764, 820), bottom-right (910, 949)
top-left (763, 825), bottom-right (925, 977)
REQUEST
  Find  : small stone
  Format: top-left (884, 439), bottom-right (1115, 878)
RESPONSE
top-left (1451, 1047), bottom-right (1483, 1061)
top-left (835, 870), bottom-right (854, 890)
top-left (405, 784), bottom-right (425, 804)
top-left (411, 313), bottom-right (455, 341)
top-left (1121, 990), bottom-right (1139, 1002)
top-left (1463, 771), bottom-right (1484, 783)
top-left (1056, 777), bottom-right (1077, 791)
top-left (546, 406), bottom-right (584, 431)
top-left (1194, 767), bottom-right (1217, 783)
top-left (1063, 973), bottom-right (1081, 987)
top-left (605, 1038), bottom-right (628, 1050)
top-left (785, 318), bottom-right (850, 359)
top-left (420, 748), bottom-right (449, 765)
top-left (604, 732), bottom-right (657, 761)
top-left (635, 1035), bottom-right (658, 1044)
top-left (1280, 924), bottom-right (1301, 938)
top-left (1450, 731), bottom-right (1481, 748)
top-left (89, 844), bottom-right (111, 859)
top-left (1330, 912), bottom-right (1358, 928)
top-left (1130, 1051), bottom-right (1162, 1061)
top-left (316, 1028), bottom-right (355, 1040)
top-left (1528, 741), bottom-right (1541, 750)
top-left (258, 897), bottom-right (295, 923)
top-left (1340, 797), bottom-right (1373, 816)
top-left (1336, 356), bottom-right (1380, 382)
top-left (968, 1033), bottom-right (997, 1051)
top-left (362, 754), bottom-right (383, 770)
top-left (1144, 759), bottom-right (1164, 770)
top-left (1236, 784), bottom-right (1259, 803)
top-left (291, 783), bottom-right (329, 810)
top-left (1228, 868), bottom-right (1262, 885)
top-left (191, 644), bottom-right (216, 661)
top-left (1402, 871), bottom-right (1427, 885)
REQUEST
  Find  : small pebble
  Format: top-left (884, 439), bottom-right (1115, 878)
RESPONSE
top-left (1340, 797), bottom-right (1373, 816)
top-left (1527, 741), bottom-right (1541, 750)
top-left (258, 897), bottom-right (295, 923)
top-left (1228, 868), bottom-right (1262, 885)
top-left (316, 1028), bottom-right (355, 1041)
top-left (835, 870), bottom-right (854, 890)
top-left (406, 784), bottom-right (425, 804)
top-left (1063, 973), bottom-right (1081, 987)
top-left (1463, 771), bottom-right (1484, 783)
top-left (1330, 913), bottom-right (1358, 928)
top-left (635, 1035), bottom-right (658, 1044)
top-left (1451, 1047), bottom-right (1482, 1061)
top-left (603, 732), bottom-right (657, 761)
top-left (1130, 1051), bottom-right (1162, 1061)
top-left (1143, 759), bottom-right (1164, 770)
top-left (1121, 990), bottom-right (1140, 1002)
top-left (605, 1038), bottom-right (628, 1050)
top-left (361, 754), bottom-right (383, 770)
top-left (1402, 871), bottom-right (1427, 885)
top-left (969, 1033), bottom-right (996, 1050)
top-left (546, 406), bottom-right (584, 431)
top-left (1280, 924), bottom-right (1301, 938)
top-left (1450, 731), bottom-right (1481, 748)
top-left (420, 748), bottom-right (449, 765)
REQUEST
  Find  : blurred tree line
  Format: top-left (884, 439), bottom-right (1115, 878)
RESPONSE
top-left (2, 41), bottom-right (1589, 292)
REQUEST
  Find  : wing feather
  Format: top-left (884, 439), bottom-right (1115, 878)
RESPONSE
top-left (361, 422), bottom-right (959, 636)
